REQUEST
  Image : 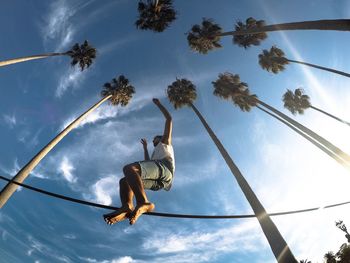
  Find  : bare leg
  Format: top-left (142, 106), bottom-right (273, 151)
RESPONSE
top-left (103, 178), bottom-right (134, 225)
top-left (123, 164), bottom-right (155, 225)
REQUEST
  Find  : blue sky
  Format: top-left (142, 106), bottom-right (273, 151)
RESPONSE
top-left (1, 0), bottom-right (350, 262)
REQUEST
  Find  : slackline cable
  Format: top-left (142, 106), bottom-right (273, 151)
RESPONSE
top-left (0, 175), bottom-right (349, 219)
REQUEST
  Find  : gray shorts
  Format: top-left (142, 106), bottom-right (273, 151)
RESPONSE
top-left (137, 159), bottom-right (173, 191)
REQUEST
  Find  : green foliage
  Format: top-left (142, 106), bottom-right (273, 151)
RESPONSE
top-left (318, 221), bottom-right (350, 263)
top-left (167, 78), bottom-right (197, 109)
top-left (212, 72), bottom-right (248, 100)
top-left (101, 75), bottom-right (135, 106)
top-left (282, 88), bottom-right (311, 115)
top-left (336, 220), bottom-right (350, 243)
top-left (232, 88), bottom-right (258, 112)
top-left (187, 18), bottom-right (222, 54)
top-left (337, 243), bottom-right (350, 262)
top-left (212, 72), bottom-right (258, 112)
top-left (259, 46), bottom-right (289, 73)
top-left (66, 40), bottom-right (97, 71)
top-left (233, 17), bottom-right (267, 48)
top-left (136, 0), bottom-right (177, 32)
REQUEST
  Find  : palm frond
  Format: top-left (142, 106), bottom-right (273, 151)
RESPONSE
top-left (212, 72), bottom-right (248, 100)
top-left (283, 88), bottom-right (311, 115)
top-left (167, 78), bottom-right (197, 109)
top-left (187, 18), bottom-right (222, 54)
top-left (259, 46), bottom-right (288, 74)
top-left (135, 0), bottom-right (177, 32)
top-left (233, 17), bottom-right (267, 48)
top-left (101, 75), bottom-right (135, 106)
top-left (66, 40), bottom-right (97, 71)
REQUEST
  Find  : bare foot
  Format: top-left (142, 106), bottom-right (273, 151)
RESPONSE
top-left (103, 207), bottom-right (132, 225)
top-left (129, 202), bottom-right (155, 225)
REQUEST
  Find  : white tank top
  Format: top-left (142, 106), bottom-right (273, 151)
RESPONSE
top-left (151, 143), bottom-right (175, 171)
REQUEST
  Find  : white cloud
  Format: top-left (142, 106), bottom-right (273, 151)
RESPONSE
top-left (98, 35), bottom-right (139, 55)
top-left (88, 175), bottom-right (119, 205)
top-left (59, 88), bottom-right (161, 131)
top-left (42, 0), bottom-right (77, 51)
top-left (63, 233), bottom-right (77, 240)
top-left (142, 220), bottom-right (266, 262)
top-left (56, 67), bottom-right (89, 98)
top-left (79, 256), bottom-right (137, 263)
top-left (3, 114), bottom-right (16, 128)
top-left (58, 156), bottom-right (76, 183)
top-left (174, 156), bottom-right (222, 187)
top-left (111, 257), bottom-right (134, 263)
top-left (60, 103), bottom-right (119, 131)
top-left (17, 128), bottom-right (43, 149)
top-left (27, 235), bottom-right (73, 262)
top-left (1, 229), bottom-right (8, 241)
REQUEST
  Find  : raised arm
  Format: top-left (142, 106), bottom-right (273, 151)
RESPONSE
top-left (153, 98), bottom-right (172, 145)
top-left (140, 138), bottom-right (150, 160)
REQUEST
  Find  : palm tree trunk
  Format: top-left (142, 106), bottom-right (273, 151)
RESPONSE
top-left (257, 100), bottom-right (350, 165)
top-left (310, 105), bottom-right (350, 126)
top-left (219, 19), bottom-right (350, 37)
top-left (190, 103), bottom-right (297, 263)
top-left (285, 59), bottom-right (350, 78)
top-left (0, 52), bottom-right (67, 67)
top-left (257, 106), bottom-right (350, 169)
top-left (0, 95), bottom-right (112, 208)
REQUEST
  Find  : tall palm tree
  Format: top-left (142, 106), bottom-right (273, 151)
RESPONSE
top-left (0, 75), bottom-right (135, 208)
top-left (336, 220), bottom-right (350, 243)
top-left (337, 244), bottom-right (350, 262)
top-left (324, 252), bottom-right (337, 263)
top-left (283, 88), bottom-right (350, 127)
top-left (212, 73), bottom-right (350, 169)
top-left (0, 40), bottom-right (96, 70)
top-left (187, 18), bottom-right (350, 53)
top-left (259, 46), bottom-right (350, 78)
top-left (167, 78), bottom-right (297, 263)
top-left (135, 0), bottom-right (177, 32)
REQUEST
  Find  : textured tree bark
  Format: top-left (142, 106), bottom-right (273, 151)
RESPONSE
top-left (258, 100), bottom-right (350, 165)
top-left (286, 59), bottom-right (350, 78)
top-left (190, 102), bottom-right (297, 263)
top-left (310, 105), bottom-right (350, 126)
top-left (0, 53), bottom-right (66, 67)
top-left (219, 19), bottom-right (350, 36)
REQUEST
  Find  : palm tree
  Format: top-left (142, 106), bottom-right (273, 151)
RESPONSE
top-left (336, 221), bottom-right (350, 243)
top-left (324, 252), bottom-right (337, 263)
top-left (337, 244), bottom-right (350, 262)
top-left (187, 19), bottom-right (223, 54)
top-left (0, 75), bottom-right (135, 208)
top-left (187, 18), bottom-right (350, 53)
top-left (283, 88), bottom-right (350, 127)
top-left (135, 0), bottom-right (177, 32)
top-left (0, 40), bottom-right (96, 70)
top-left (259, 46), bottom-right (350, 78)
top-left (167, 78), bottom-right (297, 263)
top-left (212, 73), bottom-right (350, 169)
top-left (323, 221), bottom-right (350, 263)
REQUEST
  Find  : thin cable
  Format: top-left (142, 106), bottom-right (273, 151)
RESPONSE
top-left (0, 175), bottom-right (349, 219)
